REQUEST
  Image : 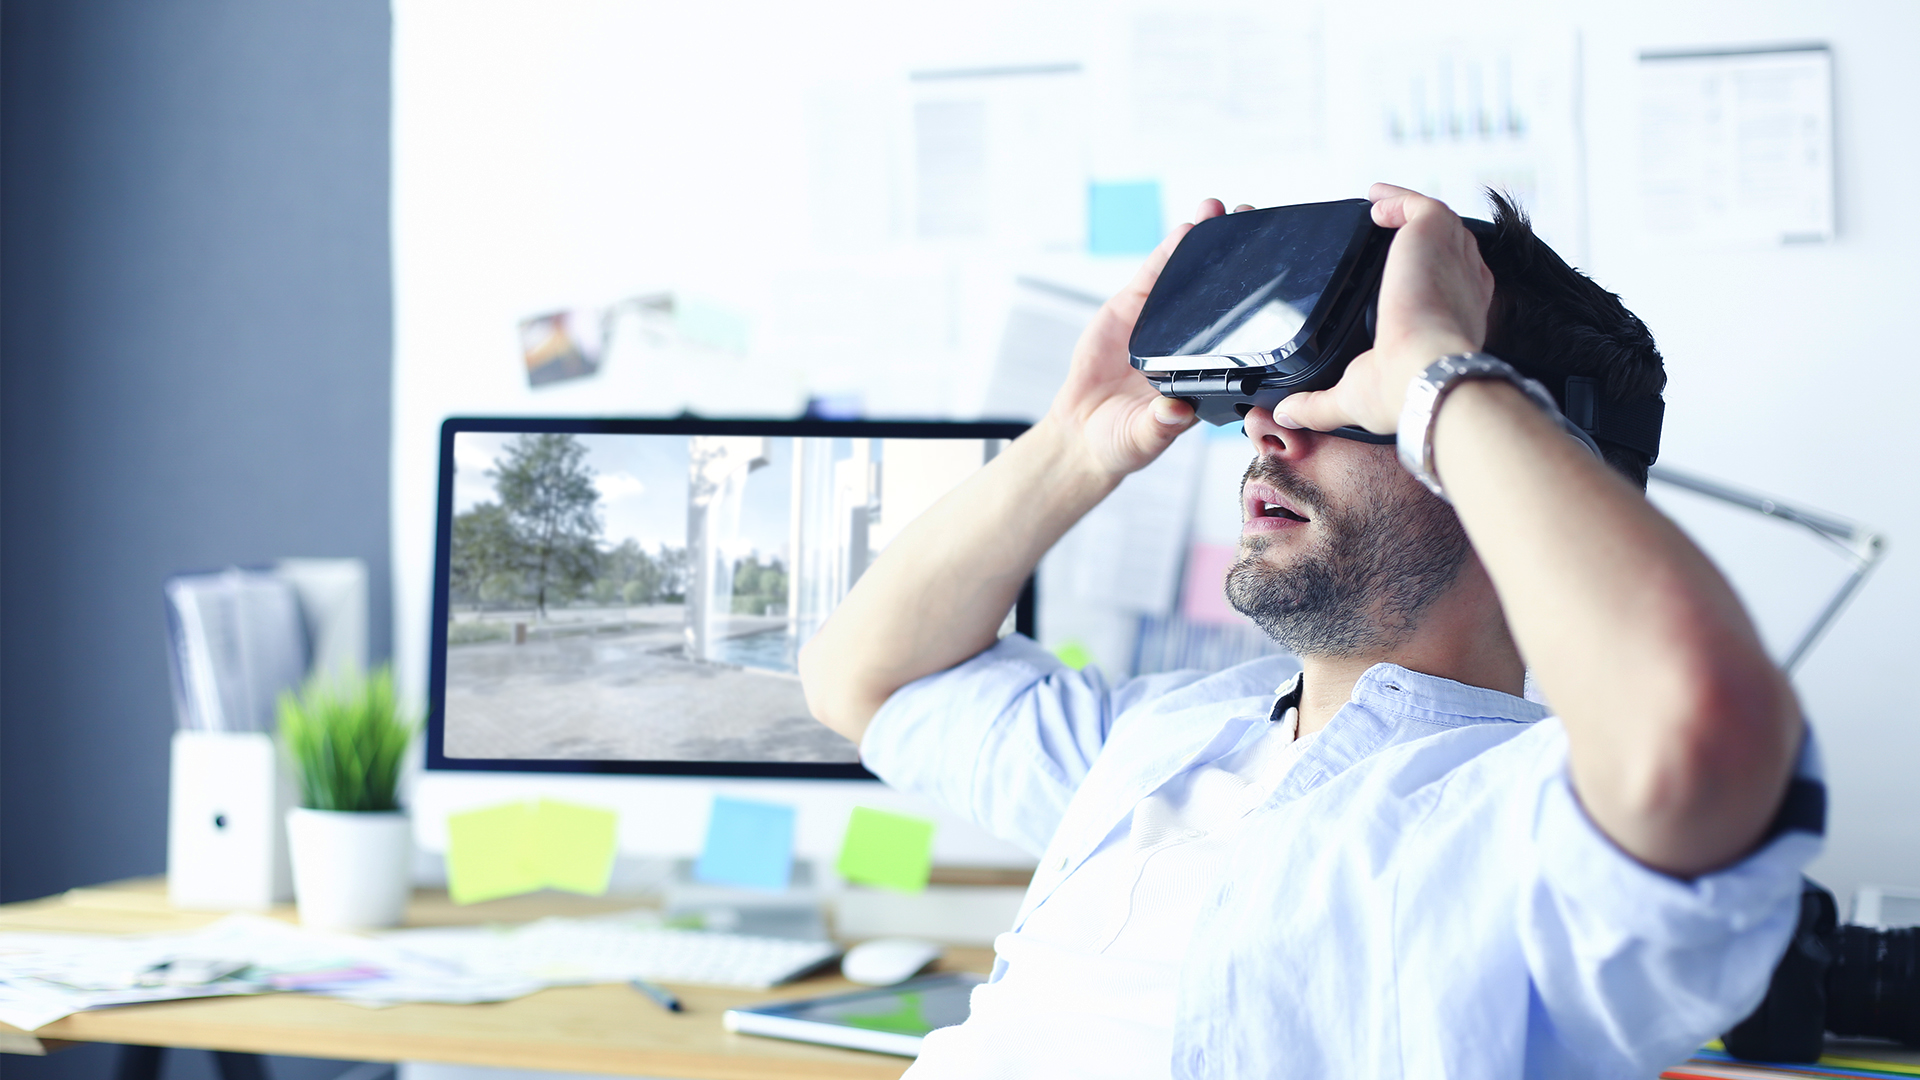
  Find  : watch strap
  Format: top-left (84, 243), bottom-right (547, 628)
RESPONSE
top-left (1397, 353), bottom-right (1562, 499)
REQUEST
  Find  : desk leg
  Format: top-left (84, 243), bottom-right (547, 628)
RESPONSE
top-left (213, 1050), bottom-right (270, 1080)
top-left (113, 1045), bottom-right (162, 1080)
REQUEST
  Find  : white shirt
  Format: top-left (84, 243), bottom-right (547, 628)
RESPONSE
top-left (862, 635), bottom-right (1823, 1079)
top-left (909, 695), bottom-right (1317, 1077)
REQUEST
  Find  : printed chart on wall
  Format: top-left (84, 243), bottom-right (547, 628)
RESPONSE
top-left (1343, 26), bottom-right (1588, 266)
top-left (1636, 44), bottom-right (1835, 245)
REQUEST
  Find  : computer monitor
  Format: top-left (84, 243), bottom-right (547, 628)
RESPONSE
top-left (425, 417), bottom-right (1033, 779)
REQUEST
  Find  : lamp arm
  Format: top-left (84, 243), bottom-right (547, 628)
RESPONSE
top-left (1648, 464), bottom-right (1888, 675)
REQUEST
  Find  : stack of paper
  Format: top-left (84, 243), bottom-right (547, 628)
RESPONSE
top-left (0, 915), bottom-right (545, 1031)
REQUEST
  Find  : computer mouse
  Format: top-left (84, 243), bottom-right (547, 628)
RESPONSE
top-left (841, 937), bottom-right (943, 986)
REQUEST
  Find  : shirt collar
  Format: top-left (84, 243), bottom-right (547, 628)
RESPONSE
top-left (1269, 672), bottom-right (1304, 722)
top-left (1348, 663), bottom-right (1548, 727)
top-left (1269, 665), bottom-right (1543, 728)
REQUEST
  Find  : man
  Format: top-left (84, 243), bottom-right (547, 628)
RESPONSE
top-left (798, 185), bottom-right (1821, 1078)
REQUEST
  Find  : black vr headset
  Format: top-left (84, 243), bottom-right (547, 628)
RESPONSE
top-left (1127, 198), bottom-right (1664, 467)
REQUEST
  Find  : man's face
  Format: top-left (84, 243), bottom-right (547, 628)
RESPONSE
top-left (1226, 429), bottom-right (1471, 658)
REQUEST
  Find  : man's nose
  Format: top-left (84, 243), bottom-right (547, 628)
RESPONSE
top-left (1242, 405), bottom-right (1319, 460)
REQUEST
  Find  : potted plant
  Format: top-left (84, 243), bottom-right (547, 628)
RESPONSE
top-left (278, 666), bottom-right (419, 930)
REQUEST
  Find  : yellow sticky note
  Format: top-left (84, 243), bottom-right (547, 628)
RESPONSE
top-left (445, 799), bottom-right (619, 904)
top-left (531, 798), bottom-right (618, 896)
top-left (836, 806), bottom-right (935, 893)
top-left (445, 802), bottom-right (541, 904)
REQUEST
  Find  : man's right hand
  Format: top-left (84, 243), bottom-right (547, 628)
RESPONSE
top-left (1044, 199), bottom-right (1232, 479)
top-left (797, 201), bottom-right (1232, 744)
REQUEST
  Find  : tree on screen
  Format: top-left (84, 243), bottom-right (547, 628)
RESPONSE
top-left (450, 502), bottom-right (519, 606)
top-left (490, 433), bottom-right (602, 618)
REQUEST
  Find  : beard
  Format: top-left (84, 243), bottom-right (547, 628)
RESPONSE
top-left (1225, 453), bottom-right (1472, 658)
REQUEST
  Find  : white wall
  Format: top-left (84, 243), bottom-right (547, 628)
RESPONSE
top-left (394, 0), bottom-right (1919, 897)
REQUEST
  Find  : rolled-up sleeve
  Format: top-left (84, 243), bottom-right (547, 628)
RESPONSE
top-left (861, 635), bottom-right (1166, 856)
top-left (1519, 724), bottom-right (1825, 1075)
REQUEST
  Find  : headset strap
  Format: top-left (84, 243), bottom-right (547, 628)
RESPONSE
top-left (1563, 376), bottom-right (1664, 463)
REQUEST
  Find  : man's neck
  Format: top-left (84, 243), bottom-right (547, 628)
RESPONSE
top-left (1292, 557), bottom-right (1526, 737)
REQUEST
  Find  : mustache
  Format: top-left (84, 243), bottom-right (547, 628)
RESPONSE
top-left (1240, 455), bottom-right (1329, 519)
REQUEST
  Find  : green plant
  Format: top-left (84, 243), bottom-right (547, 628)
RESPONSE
top-left (277, 666), bottom-right (419, 812)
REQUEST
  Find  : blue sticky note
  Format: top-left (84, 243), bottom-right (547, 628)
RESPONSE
top-left (694, 796), bottom-right (796, 891)
top-left (1089, 181), bottom-right (1164, 255)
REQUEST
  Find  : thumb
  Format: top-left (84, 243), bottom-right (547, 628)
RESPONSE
top-left (1138, 395), bottom-right (1199, 450)
top-left (1149, 394), bottom-right (1196, 429)
top-left (1271, 389), bottom-right (1352, 433)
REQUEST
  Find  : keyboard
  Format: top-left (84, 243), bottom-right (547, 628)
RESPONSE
top-left (391, 919), bottom-right (843, 991)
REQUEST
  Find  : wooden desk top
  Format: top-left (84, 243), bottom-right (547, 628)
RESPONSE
top-left (0, 878), bottom-right (993, 1079)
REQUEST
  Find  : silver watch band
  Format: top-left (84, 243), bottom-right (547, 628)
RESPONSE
top-left (1396, 353), bottom-right (1566, 500)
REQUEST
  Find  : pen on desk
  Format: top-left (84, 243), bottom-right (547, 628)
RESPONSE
top-left (629, 977), bottom-right (683, 1013)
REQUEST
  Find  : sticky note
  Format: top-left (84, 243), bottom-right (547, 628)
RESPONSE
top-left (694, 796), bottom-right (796, 891)
top-left (530, 799), bottom-right (618, 896)
top-left (836, 806), bottom-right (935, 893)
top-left (446, 802), bottom-right (542, 905)
top-left (1089, 181), bottom-right (1163, 255)
top-left (445, 798), bottom-right (619, 905)
top-left (1054, 640), bottom-right (1093, 670)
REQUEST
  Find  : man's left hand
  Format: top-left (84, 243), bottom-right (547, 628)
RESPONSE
top-left (1273, 183), bottom-right (1495, 435)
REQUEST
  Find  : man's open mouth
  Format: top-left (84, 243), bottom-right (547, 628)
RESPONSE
top-left (1243, 482), bottom-right (1313, 526)
top-left (1262, 503), bottom-right (1309, 522)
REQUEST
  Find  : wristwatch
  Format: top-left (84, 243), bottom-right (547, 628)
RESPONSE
top-left (1396, 353), bottom-right (1570, 500)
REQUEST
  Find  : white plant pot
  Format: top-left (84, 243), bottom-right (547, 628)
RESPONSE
top-left (285, 807), bottom-right (413, 930)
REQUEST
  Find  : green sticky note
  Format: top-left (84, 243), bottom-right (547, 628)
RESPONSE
top-left (445, 799), bottom-right (619, 904)
top-left (1054, 640), bottom-right (1093, 670)
top-left (530, 798), bottom-right (618, 896)
top-left (836, 806), bottom-right (935, 893)
top-left (445, 802), bottom-right (541, 904)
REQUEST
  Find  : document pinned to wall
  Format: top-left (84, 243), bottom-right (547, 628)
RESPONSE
top-left (1122, 5), bottom-right (1327, 165)
top-left (1038, 429), bottom-right (1206, 673)
top-left (1637, 44), bottom-right (1834, 245)
top-left (978, 276), bottom-right (1102, 422)
top-left (908, 63), bottom-right (1089, 251)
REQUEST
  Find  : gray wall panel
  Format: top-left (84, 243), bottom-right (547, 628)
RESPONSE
top-left (1, 2), bottom-right (393, 1074)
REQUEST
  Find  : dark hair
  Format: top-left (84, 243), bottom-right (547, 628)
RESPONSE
top-left (1474, 190), bottom-right (1666, 489)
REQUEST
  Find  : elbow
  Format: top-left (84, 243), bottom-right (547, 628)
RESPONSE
top-left (797, 637), bottom-right (878, 746)
top-left (1610, 645), bottom-right (1802, 872)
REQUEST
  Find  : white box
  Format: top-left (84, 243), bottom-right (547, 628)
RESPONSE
top-left (167, 730), bottom-right (295, 910)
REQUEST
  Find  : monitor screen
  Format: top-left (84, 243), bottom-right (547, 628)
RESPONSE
top-left (426, 418), bottom-right (1031, 778)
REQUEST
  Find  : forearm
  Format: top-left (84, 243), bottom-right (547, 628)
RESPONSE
top-left (1432, 381), bottom-right (1802, 876)
top-left (798, 416), bottom-right (1119, 744)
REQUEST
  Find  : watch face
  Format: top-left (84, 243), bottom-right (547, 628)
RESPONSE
top-left (1131, 199), bottom-right (1376, 370)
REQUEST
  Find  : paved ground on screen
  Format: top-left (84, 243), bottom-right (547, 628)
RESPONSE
top-left (443, 605), bottom-right (858, 763)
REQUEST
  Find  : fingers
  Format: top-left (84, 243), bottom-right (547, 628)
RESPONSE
top-left (1368, 183), bottom-right (1456, 230)
top-left (1233, 203), bottom-right (1255, 213)
top-left (1267, 391), bottom-right (1346, 433)
top-left (1194, 198), bottom-right (1226, 221)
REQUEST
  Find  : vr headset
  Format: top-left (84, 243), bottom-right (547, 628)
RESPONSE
top-left (1127, 198), bottom-right (1664, 466)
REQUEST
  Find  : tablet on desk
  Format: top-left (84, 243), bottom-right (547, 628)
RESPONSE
top-left (721, 972), bottom-right (985, 1057)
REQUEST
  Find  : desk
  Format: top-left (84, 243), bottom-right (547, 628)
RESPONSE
top-left (0, 879), bottom-right (993, 1079)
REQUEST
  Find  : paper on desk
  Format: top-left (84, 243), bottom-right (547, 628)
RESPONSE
top-left (0, 914), bottom-right (548, 1030)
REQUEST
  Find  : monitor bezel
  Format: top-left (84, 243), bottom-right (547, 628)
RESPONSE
top-left (426, 415), bottom-right (1034, 778)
